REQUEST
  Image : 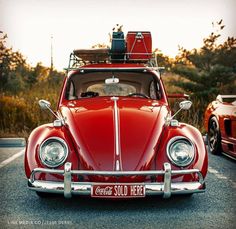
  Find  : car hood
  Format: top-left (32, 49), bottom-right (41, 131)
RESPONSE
top-left (60, 97), bottom-right (168, 172)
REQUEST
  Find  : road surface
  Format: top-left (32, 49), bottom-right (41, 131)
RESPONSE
top-left (0, 146), bottom-right (235, 229)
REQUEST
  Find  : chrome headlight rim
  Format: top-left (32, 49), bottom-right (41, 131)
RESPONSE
top-left (166, 136), bottom-right (195, 167)
top-left (39, 137), bottom-right (68, 168)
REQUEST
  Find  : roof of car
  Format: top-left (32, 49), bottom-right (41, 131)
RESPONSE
top-left (67, 63), bottom-right (162, 77)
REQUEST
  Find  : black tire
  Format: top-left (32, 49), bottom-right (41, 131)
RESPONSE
top-left (208, 117), bottom-right (222, 155)
top-left (178, 193), bottom-right (193, 198)
top-left (183, 193), bottom-right (193, 197)
top-left (36, 191), bottom-right (55, 198)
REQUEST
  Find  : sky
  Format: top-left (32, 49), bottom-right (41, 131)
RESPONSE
top-left (1, 0), bottom-right (236, 70)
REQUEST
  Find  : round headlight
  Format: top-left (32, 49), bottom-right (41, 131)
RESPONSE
top-left (167, 137), bottom-right (195, 167)
top-left (39, 137), bottom-right (68, 168)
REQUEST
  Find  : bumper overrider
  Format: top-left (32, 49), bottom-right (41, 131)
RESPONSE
top-left (28, 162), bottom-right (205, 198)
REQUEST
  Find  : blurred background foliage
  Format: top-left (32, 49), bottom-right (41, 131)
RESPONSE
top-left (165, 20), bottom-right (236, 131)
top-left (0, 32), bottom-right (64, 137)
top-left (0, 21), bottom-right (235, 137)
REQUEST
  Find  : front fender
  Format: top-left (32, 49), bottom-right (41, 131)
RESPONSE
top-left (24, 124), bottom-right (79, 181)
top-left (155, 123), bottom-right (208, 182)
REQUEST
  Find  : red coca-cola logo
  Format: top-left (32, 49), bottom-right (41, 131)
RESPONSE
top-left (95, 186), bottom-right (113, 196)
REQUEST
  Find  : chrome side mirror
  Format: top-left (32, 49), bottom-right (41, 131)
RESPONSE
top-left (165, 100), bottom-right (192, 125)
top-left (179, 100), bottom-right (192, 110)
top-left (39, 99), bottom-right (51, 110)
top-left (38, 99), bottom-right (64, 126)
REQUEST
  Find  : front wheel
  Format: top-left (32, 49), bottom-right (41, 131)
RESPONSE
top-left (208, 117), bottom-right (222, 155)
top-left (36, 191), bottom-right (56, 198)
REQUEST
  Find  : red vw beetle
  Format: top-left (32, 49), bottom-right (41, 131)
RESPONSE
top-left (25, 31), bottom-right (208, 198)
top-left (204, 95), bottom-right (236, 159)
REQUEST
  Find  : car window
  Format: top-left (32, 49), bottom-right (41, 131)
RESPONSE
top-left (66, 71), bottom-right (161, 100)
top-left (68, 81), bottom-right (77, 100)
top-left (149, 81), bottom-right (157, 99)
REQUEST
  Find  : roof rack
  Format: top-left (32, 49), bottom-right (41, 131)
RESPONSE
top-left (66, 49), bottom-right (158, 72)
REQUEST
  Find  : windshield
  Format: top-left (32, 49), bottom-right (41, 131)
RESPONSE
top-left (65, 71), bottom-right (161, 100)
top-left (87, 83), bottom-right (136, 96)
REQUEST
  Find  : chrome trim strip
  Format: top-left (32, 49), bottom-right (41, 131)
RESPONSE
top-left (116, 160), bottom-right (120, 171)
top-left (30, 165), bottom-right (203, 183)
top-left (111, 96), bottom-right (120, 156)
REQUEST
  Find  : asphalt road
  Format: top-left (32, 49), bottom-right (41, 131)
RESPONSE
top-left (0, 146), bottom-right (235, 229)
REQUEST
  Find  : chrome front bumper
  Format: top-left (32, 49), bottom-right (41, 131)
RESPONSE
top-left (28, 162), bottom-right (205, 198)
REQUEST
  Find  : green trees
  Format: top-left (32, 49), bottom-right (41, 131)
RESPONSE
top-left (162, 21), bottom-right (236, 131)
top-left (172, 21), bottom-right (236, 101)
top-left (0, 32), bottom-right (29, 93)
top-left (1, 22), bottom-right (235, 136)
top-left (0, 32), bottom-right (64, 94)
top-left (0, 32), bottom-right (64, 137)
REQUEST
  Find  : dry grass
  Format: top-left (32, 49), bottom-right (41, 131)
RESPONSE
top-left (162, 71), bottom-right (207, 133)
top-left (0, 81), bottom-right (62, 138)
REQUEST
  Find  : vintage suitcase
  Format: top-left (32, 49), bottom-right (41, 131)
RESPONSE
top-left (73, 48), bottom-right (109, 62)
top-left (126, 31), bottom-right (152, 61)
top-left (111, 32), bottom-right (126, 60)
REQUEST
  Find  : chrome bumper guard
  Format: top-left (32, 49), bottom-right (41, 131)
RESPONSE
top-left (28, 162), bottom-right (205, 198)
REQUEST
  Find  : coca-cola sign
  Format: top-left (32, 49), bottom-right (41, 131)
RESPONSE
top-left (95, 186), bottom-right (113, 196)
top-left (92, 184), bottom-right (145, 198)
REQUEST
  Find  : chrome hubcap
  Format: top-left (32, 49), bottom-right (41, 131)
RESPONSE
top-left (209, 121), bottom-right (218, 149)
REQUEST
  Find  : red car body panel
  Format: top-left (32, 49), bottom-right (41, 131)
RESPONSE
top-left (62, 98), bottom-right (166, 171)
top-left (25, 62), bottom-right (208, 198)
top-left (204, 96), bottom-right (236, 158)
